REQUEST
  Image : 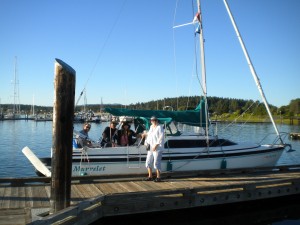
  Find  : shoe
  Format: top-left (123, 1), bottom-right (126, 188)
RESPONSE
top-left (144, 177), bottom-right (153, 181)
top-left (154, 178), bottom-right (162, 182)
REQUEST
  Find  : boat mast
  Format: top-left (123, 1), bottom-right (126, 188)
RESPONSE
top-left (84, 89), bottom-right (87, 113)
top-left (196, 0), bottom-right (209, 137)
top-left (13, 56), bottom-right (20, 115)
top-left (32, 95), bottom-right (35, 116)
top-left (0, 98), bottom-right (2, 118)
top-left (100, 97), bottom-right (103, 112)
top-left (223, 0), bottom-right (282, 143)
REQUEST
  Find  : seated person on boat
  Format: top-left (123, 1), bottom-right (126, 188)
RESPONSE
top-left (101, 120), bottom-right (118, 147)
top-left (117, 122), bottom-right (138, 146)
top-left (76, 123), bottom-right (93, 148)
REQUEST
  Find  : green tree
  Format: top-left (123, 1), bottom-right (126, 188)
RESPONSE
top-left (289, 98), bottom-right (300, 116)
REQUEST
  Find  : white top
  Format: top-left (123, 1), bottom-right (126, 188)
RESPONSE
top-left (145, 124), bottom-right (164, 148)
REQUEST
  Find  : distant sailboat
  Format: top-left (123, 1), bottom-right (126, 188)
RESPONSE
top-left (99, 97), bottom-right (110, 122)
top-left (28, 95), bottom-right (36, 119)
top-left (4, 56), bottom-right (21, 119)
top-left (0, 98), bottom-right (3, 119)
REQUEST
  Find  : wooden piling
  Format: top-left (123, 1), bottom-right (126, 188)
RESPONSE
top-left (50, 59), bottom-right (76, 214)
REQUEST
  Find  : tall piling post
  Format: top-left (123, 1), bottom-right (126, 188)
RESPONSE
top-left (50, 59), bottom-right (76, 214)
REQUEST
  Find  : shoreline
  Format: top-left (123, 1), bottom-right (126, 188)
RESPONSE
top-left (0, 118), bottom-right (299, 126)
top-left (211, 117), bottom-right (300, 126)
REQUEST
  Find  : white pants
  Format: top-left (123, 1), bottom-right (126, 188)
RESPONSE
top-left (145, 149), bottom-right (163, 171)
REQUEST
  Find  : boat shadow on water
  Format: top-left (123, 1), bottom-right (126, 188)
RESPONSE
top-left (93, 194), bottom-right (300, 225)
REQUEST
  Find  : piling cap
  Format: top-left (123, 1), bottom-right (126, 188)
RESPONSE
top-left (55, 58), bottom-right (76, 75)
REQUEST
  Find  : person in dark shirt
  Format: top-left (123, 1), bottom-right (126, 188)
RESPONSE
top-left (101, 121), bottom-right (118, 147)
top-left (117, 122), bottom-right (137, 146)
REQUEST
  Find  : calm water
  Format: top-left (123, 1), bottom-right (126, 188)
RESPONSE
top-left (1, 120), bottom-right (300, 225)
top-left (0, 120), bottom-right (108, 177)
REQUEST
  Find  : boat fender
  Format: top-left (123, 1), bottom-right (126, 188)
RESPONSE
top-left (80, 172), bottom-right (88, 176)
top-left (167, 160), bottom-right (173, 171)
top-left (73, 139), bottom-right (79, 149)
top-left (221, 158), bottom-right (227, 169)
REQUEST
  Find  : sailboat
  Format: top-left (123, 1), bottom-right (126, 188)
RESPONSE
top-left (27, 95), bottom-right (36, 120)
top-left (74, 90), bottom-right (101, 123)
top-left (23, 0), bottom-right (290, 177)
top-left (4, 56), bottom-right (21, 120)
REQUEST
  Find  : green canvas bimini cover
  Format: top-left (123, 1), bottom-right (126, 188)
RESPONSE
top-left (105, 100), bottom-right (208, 127)
top-left (133, 117), bottom-right (173, 133)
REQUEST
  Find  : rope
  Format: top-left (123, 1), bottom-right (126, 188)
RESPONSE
top-left (217, 100), bottom-right (257, 138)
top-left (172, 0), bottom-right (179, 110)
top-left (75, 0), bottom-right (127, 107)
top-left (79, 147), bottom-right (90, 176)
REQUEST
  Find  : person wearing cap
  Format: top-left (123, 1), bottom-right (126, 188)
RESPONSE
top-left (101, 120), bottom-right (118, 147)
top-left (144, 116), bottom-right (164, 182)
top-left (117, 122), bottom-right (137, 146)
top-left (77, 123), bottom-right (93, 147)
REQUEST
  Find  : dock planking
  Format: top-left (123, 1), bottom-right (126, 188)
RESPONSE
top-left (0, 165), bottom-right (300, 224)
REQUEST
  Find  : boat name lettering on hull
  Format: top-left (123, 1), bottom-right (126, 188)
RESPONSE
top-left (73, 165), bottom-right (106, 172)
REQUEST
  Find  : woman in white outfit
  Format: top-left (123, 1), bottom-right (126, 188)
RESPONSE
top-left (144, 116), bottom-right (164, 182)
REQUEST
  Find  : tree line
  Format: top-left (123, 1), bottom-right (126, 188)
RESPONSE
top-left (127, 96), bottom-right (299, 117)
top-left (1, 96), bottom-right (299, 117)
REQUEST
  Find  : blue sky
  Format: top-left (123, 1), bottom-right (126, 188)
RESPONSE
top-left (0, 0), bottom-right (299, 108)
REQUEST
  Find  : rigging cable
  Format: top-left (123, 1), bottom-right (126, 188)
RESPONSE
top-left (192, 0), bottom-right (202, 88)
top-left (218, 100), bottom-right (257, 141)
top-left (189, 0), bottom-right (206, 110)
top-left (75, 0), bottom-right (128, 107)
top-left (172, 0), bottom-right (179, 110)
top-left (173, 0), bottom-right (203, 110)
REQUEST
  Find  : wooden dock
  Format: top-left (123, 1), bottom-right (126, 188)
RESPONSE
top-left (1, 165), bottom-right (300, 225)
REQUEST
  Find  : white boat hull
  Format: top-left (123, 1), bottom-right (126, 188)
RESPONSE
top-left (36, 137), bottom-right (285, 177)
